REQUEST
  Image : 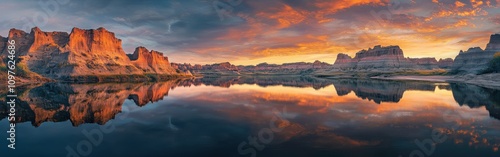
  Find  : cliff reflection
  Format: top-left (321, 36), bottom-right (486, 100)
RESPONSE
top-left (0, 76), bottom-right (499, 127)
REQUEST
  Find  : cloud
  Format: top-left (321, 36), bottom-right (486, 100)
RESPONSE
top-left (0, 0), bottom-right (499, 65)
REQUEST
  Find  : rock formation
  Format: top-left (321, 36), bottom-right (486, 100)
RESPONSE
top-left (127, 46), bottom-right (177, 74)
top-left (333, 45), bottom-right (452, 71)
top-left (451, 34), bottom-right (500, 74)
top-left (333, 45), bottom-right (413, 70)
top-left (0, 27), bottom-right (185, 80)
top-left (437, 58), bottom-right (454, 69)
top-left (0, 35), bottom-right (7, 54)
top-left (172, 62), bottom-right (240, 75)
top-left (238, 61), bottom-right (332, 75)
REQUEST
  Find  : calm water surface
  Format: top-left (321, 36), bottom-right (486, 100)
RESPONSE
top-left (1, 77), bottom-right (499, 157)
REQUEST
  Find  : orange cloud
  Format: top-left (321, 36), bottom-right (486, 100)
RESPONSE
top-left (257, 4), bottom-right (307, 29)
top-left (455, 1), bottom-right (466, 7)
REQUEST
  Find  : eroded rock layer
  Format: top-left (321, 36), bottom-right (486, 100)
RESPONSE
top-left (0, 27), bottom-right (183, 79)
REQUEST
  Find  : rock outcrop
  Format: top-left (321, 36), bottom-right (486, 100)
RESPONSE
top-left (333, 45), bottom-right (415, 70)
top-left (333, 45), bottom-right (451, 71)
top-left (408, 58), bottom-right (438, 69)
top-left (238, 61), bottom-right (332, 75)
top-left (451, 34), bottom-right (500, 74)
top-left (437, 58), bottom-right (454, 69)
top-left (0, 27), bottom-right (185, 80)
top-left (127, 46), bottom-right (177, 74)
top-left (0, 35), bottom-right (7, 54)
top-left (172, 62), bottom-right (240, 75)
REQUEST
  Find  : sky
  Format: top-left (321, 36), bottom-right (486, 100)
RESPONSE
top-left (0, 0), bottom-right (499, 65)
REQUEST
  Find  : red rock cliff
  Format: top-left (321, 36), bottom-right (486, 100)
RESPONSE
top-left (128, 46), bottom-right (177, 74)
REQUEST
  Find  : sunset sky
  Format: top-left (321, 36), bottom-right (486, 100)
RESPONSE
top-left (1, 0), bottom-right (499, 65)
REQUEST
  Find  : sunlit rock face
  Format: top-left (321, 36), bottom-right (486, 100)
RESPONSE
top-left (127, 46), bottom-right (177, 74)
top-left (451, 34), bottom-right (499, 74)
top-left (0, 27), bottom-right (185, 79)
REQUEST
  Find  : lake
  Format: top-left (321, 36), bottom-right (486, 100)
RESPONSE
top-left (1, 76), bottom-right (499, 157)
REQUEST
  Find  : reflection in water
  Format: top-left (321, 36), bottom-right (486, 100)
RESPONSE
top-left (0, 81), bottom-right (178, 127)
top-left (1, 76), bottom-right (500, 157)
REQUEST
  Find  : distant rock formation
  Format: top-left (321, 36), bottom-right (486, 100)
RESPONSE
top-left (451, 34), bottom-right (499, 74)
top-left (437, 58), bottom-right (454, 69)
top-left (333, 45), bottom-right (452, 71)
top-left (0, 27), bottom-right (186, 81)
top-left (127, 46), bottom-right (177, 74)
top-left (332, 79), bottom-right (436, 104)
top-left (172, 62), bottom-right (240, 75)
top-left (0, 81), bottom-right (178, 127)
top-left (451, 83), bottom-right (500, 120)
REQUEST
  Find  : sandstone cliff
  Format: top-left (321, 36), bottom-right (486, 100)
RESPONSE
top-left (333, 45), bottom-right (451, 71)
top-left (333, 45), bottom-right (414, 70)
top-left (0, 27), bottom-right (185, 81)
top-left (451, 34), bottom-right (500, 74)
top-left (127, 46), bottom-right (177, 74)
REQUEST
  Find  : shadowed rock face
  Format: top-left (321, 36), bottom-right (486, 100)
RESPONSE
top-left (127, 46), bottom-right (177, 74)
top-left (451, 34), bottom-right (499, 74)
top-left (332, 79), bottom-right (436, 104)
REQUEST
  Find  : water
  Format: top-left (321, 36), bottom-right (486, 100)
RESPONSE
top-left (1, 76), bottom-right (499, 157)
